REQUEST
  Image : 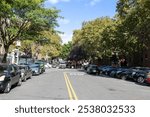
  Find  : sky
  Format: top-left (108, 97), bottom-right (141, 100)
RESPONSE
top-left (44, 0), bottom-right (118, 44)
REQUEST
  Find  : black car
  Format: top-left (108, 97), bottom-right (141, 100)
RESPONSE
top-left (113, 67), bottom-right (129, 78)
top-left (86, 65), bottom-right (99, 74)
top-left (103, 66), bottom-right (117, 76)
top-left (109, 67), bottom-right (122, 78)
top-left (0, 64), bottom-right (22, 93)
top-left (132, 67), bottom-right (150, 84)
top-left (99, 66), bottom-right (112, 75)
top-left (98, 65), bottom-right (107, 74)
top-left (119, 67), bottom-right (141, 80)
top-left (19, 65), bottom-right (32, 81)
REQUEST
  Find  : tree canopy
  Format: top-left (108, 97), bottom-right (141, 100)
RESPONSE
top-left (71, 0), bottom-right (150, 66)
top-left (0, 0), bottom-right (60, 62)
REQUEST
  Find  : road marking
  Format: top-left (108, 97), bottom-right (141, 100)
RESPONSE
top-left (64, 73), bottom-right (73, 100)
top-left (64, 72), bottom-right (78, 100)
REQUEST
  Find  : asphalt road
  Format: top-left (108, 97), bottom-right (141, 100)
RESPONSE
top-left (0, 68), bottom-right (150, 100)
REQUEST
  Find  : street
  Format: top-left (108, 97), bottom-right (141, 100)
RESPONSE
top-left (0, 68), bottom-right (150, 100)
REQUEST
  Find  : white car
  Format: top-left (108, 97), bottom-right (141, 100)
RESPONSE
top-left (45, 63), bottom-right (52, 69)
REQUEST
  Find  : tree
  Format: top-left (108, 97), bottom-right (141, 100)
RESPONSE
top-left (60, 41), bottom-right (72, 59)
top-left (116, 0), bottom-right (150, 65)
top-left (72, 17), bottom-right (115, 61)
top-left (0, 0), bottom-right (60, 62)
top-left (40, 31), bottom-right (62, 58)
top-left (20, 40), bottom-right (32, 57)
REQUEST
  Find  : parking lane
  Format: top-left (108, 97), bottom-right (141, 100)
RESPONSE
top-left (65, 70), bottom-right (150, 100)
top-left (0, 69), bottom-right (68, 100)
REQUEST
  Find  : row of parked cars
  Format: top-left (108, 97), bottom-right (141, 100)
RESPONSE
top-left (85, 65), bottom-right (150, 85)
top-left (0, 60), bottom-right (46, 93)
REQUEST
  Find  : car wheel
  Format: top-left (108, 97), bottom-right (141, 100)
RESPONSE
top-left (17, 78), bottom-right (22, 86)
top-left (137, 77), bottom-right (145, 84)
top-left (4, 82), bottom-right (11, 93)
top-left (121, 75), bottom-right (127, 80)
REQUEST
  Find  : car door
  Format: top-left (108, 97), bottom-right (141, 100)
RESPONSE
top-left (13, 65), bottom-right (20, 83)
top-left (9, 65), bottom-right (17, 85)
top-left (25, 66), bottom-right (29, 78)
top-left (28, 66), bottom-right (32, 77)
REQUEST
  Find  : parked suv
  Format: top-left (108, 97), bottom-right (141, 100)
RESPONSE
top-left (0, 64), bottom-right (22, 93)
top-left (86, 65), bottom-right (99, 75)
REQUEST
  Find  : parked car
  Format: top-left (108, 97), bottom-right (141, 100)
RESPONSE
top-left (119, 67), bottom-right (141, 80)
top-left (52, 64), bottom-right (58, 68)
top-left (86, 65), bottom-right (99, 74)
top-left (0, 64), bottom-right (22, 93)
top-left (34, 60), bottom-right (45, 73)
top-left (102, 66), bottom-right (117, 76)
top-left (45, 63), bottom-right (52, 69)
top-left (108, 67), bottom-right (129, 78)
top-left (19, 65), bottom-right (32, 81)
top-left (29, 64), bottom-right (41, 75)
top-left (98, 65), bottom-right (107, 74)
top-left (59, 62), bottom-right (67, 69)
top-left (132, 67), bottom-right (150, 84)
top-left (109, 67), bottom-right (122, 78)
top-left (115, 67), bottom-right (129, 78)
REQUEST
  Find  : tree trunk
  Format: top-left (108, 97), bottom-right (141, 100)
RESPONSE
top-left (2, 45), bottom-right (9, 63)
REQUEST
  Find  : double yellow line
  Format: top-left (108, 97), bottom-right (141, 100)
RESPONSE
top-left (64, 72), bottom-right (78, 100)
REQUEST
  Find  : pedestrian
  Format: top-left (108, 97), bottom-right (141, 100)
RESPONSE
top-left (120, 58), bottom-right (127, 67)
